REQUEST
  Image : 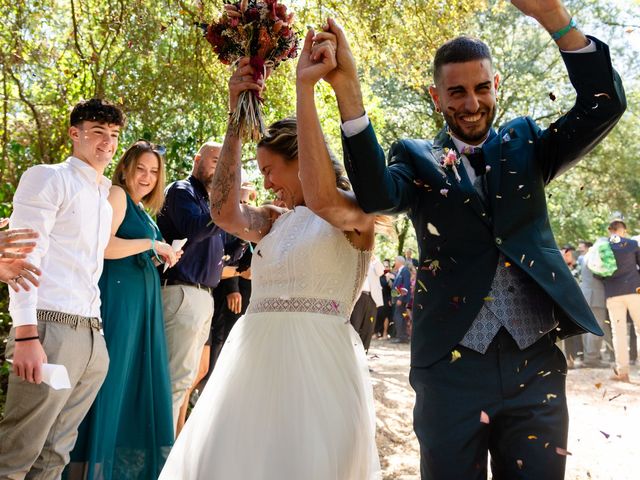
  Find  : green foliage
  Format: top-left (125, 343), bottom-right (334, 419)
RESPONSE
top-left (0, 0), bottom-right (638, 410)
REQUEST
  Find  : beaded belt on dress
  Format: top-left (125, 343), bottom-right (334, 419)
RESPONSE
top-left (246, 297), bottom-right (345, 317)
top-left (37, 309), bottom-right (102, 331)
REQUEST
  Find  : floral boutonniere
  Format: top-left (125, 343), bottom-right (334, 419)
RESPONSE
top-left (440, 148), bottom-right (462, 182)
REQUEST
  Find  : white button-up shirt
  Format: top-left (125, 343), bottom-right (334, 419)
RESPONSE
top-left (9, 156), bottom-right (112, 327)
top-left (360, 256), bottom-right (385, 307)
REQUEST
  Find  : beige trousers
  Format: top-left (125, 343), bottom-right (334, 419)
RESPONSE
top-left (0, 321), bottom-right (109, 480)
top-left (161, 285), bottom-right (214, 431)
top-left (606, 293), bottom-right (640, 376)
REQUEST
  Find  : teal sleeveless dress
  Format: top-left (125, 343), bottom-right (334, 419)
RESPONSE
top-left (68, 193), bottom-right (173, 479)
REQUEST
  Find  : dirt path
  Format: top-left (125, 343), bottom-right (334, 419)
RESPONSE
top-left (369, 338), bottom-right (640, 480)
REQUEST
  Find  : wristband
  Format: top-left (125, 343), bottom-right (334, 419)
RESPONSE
top-left (551, 18), bottom-right (577, 41)
top-left (15, 335), bottom-right (40, 342)
top-left (151, 238), bottom-right (163, 264)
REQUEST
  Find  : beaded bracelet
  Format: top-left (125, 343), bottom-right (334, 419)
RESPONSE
top-left (15, 335), bottom-right (40, 342)
top-left (551, 18), bottom-right (577, 41)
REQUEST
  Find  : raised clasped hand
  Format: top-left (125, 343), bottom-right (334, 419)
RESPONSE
top-left (319, 18), bottom-right (358, 89)
top-left (296, 28), bottom-right (337, 86)
top-left (228, 57), bottom-right (268, 113)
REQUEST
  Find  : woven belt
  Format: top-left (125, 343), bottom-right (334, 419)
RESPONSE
top-left (163, 279), bottom-right (212, 295)
top-left (246, 297), bottom-right (345, 317)
top-left (37, 309), bottom-right (102, 331)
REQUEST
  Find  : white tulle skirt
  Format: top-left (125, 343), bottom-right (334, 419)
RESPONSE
top-left (159, 311), bottom-right (381, 480)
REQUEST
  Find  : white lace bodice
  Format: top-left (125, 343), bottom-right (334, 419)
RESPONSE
top-left (247, 206), bottom-right (370, 318)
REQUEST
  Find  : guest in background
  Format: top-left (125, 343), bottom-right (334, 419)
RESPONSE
top-left (0, 98), bottom-right (124, 478)
top-left (561, 244), bottom-right (584, 367)
top-left (375, 259), bottom-right (393, 339)
top-left (208, 244), bottom-right (253, 371)
top-left (207, 182), bottom-right (257, 373)
top-left (404, 248), bottom-right (419, 267)
top-left (390, 255), bottom-right (411, 344)
top-left (0, 218), bottom-right (41, 291)
top-left (579, 241), bottom-right (611, 368)
top-left (157, 141), bottom-right (246, 435)
top-left (629, 316), bottom-right (638, 365)
top-left (350, 255), bottom-right (385, 352)
top-left (68, 140), bottom-right (180, 479)
top-left (561, 244), bottom-right (579, 279)
top-left (602, 220), bottom-right (640, 382)
top-left (405, 262), bottom-right (418, 339)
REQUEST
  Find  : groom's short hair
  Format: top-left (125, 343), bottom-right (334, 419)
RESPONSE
top-left (433, 36), bottom-right (493, 85)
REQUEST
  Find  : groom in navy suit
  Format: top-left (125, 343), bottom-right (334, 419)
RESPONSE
top-left (320, 0), bottom-right (626, 477)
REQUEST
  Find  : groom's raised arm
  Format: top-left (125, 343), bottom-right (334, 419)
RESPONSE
top-left (341, 121), bottom-right (417, 214)
top-left (510, 0), bottom-right (626, 182)
top-left (321, 19), bottom-right (416, 215)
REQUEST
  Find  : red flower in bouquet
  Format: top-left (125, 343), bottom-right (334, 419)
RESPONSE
top-left (203, 0), bottom-right (300, 140)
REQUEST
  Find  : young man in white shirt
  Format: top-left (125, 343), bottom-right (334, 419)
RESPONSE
top-left (0, 98), bottom-right (126, 479)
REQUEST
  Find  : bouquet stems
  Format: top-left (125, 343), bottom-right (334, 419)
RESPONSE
top-left (230, 90), bottom-right (265, 142)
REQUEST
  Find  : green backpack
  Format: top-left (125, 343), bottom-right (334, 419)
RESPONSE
top-left (586, 238), bottom-right (617, 277)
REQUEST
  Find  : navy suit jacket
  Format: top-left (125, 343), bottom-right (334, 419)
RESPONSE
top-left (342, 38), bottom-right (626, 368)
top-left (392, 266), bottom-right (412, 304)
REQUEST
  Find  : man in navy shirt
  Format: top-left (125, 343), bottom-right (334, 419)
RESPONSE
top-left (158, 141), bottom-right (245, 434)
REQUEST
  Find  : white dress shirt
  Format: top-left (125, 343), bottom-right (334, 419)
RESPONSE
top-left (9, 157), bottom-right (113, 327)
top-left (360, 255), bottom-right (385, 307)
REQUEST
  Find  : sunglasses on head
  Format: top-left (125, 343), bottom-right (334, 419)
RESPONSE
top-left (136, 139), bottom-right (167, 156)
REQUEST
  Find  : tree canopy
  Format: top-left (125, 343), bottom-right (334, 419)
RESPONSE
top-left (0, 0), bottom-right (638, 246)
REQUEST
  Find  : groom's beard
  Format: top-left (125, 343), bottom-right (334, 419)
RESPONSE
top-left (443, 105), bottom-right (497, 145)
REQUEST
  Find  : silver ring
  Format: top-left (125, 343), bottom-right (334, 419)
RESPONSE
top-left (12, 275), bottom-right (22, 282)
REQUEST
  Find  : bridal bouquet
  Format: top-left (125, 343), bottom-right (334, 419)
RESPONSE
top-left (204, 0), bottom-right (300, 140)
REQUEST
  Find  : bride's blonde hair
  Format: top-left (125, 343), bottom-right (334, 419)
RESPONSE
top-left (257, 117), bottom-right (350, 191)
top-left (258, 117), bottom-right (395, 238)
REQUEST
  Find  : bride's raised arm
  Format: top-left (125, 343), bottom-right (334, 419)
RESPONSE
top-left (210, 58), bottom-right (281, 243)
top-left (295, 29), bottom-right (374, 250)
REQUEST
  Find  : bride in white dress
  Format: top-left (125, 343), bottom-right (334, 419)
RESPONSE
top-left (158, 30), bottom-right (381, 479)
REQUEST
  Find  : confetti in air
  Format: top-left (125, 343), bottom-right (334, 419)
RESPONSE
top-left (555, 447), bottom-right (572, 456)
top-left (427, 223), bottom-right (440, 236)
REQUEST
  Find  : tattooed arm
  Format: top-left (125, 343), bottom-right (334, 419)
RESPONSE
top-left (210, 58), bottom-right (280, 243)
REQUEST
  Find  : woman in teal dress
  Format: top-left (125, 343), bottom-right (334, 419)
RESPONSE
top-left (67, 140), bottom-right (181, 479)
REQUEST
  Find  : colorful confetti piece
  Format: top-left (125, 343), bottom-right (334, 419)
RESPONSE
top-left (427, 223), bottom-right (440, 236)
top-left (480, 410), bottom-right (490, 424)
top-left (451, 350), bottom-right (462, 363)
